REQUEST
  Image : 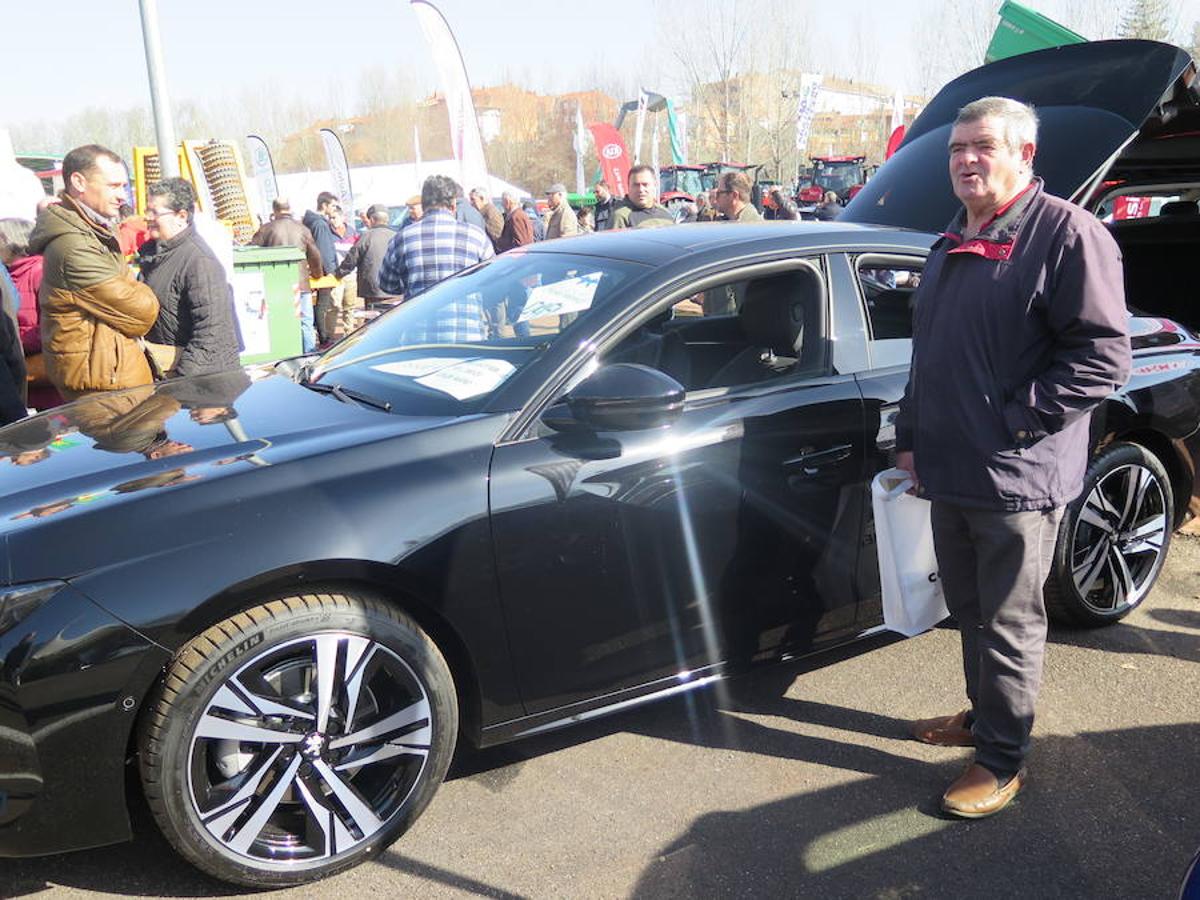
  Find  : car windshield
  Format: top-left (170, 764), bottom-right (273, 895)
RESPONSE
top-left (301, 252), bottom-right (647, 415)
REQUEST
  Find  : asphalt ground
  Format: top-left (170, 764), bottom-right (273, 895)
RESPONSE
top-left (5, 535), bottom-right (1199, 900)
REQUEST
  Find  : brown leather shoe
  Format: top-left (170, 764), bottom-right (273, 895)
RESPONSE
top-left (941, 763), bottom-right (1027, 819)
top-left (910, 710), bottom-right (975, 747)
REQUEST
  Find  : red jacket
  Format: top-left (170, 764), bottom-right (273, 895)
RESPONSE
top-left (8, 254), bottom-right (43, 355)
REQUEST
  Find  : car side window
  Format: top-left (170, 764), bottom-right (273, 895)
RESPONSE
top-left (605, 264), bottom-right (828, 393)
top-left (669, 280), bottom-right (750, 318)
top-left (856, 255), bottom-right (923, 369)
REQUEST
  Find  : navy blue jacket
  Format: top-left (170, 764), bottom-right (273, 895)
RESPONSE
top-left (302, 210), bottom-right (338, 275)
top-left (896, 179), bottom-right (1131, 511)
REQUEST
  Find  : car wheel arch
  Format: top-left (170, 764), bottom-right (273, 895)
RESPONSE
top-left (133, 560), bottom-right (485, 751)
top-left (1101, 426), bottom-right (1192, 530)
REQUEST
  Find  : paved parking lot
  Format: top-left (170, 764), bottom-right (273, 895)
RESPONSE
top-left (7, 536), bottom-right (1199, 900)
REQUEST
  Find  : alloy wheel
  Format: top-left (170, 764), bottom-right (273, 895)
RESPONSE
top-left (1070, 462), bottom-right (1168, 616)
top-left (186, 632), bottom-right (432, 864)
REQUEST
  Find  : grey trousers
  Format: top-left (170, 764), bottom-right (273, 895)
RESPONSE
top-left (930, 500), bottom-right (1064, 775)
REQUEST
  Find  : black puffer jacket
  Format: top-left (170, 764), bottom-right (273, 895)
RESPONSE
top-left (139, 227), bottom-right (242, 377)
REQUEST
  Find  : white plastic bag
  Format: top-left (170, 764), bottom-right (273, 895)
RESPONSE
top-left (871, 467), bottom-right (949, 637)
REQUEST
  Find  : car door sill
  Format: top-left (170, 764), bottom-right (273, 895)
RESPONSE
top-left (479, 624), bottom-right (895, 747)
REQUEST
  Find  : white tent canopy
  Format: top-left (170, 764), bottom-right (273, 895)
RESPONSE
top-left (270, 161), bottom-right (527, 220)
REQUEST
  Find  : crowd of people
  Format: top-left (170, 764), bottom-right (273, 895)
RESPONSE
top-left (0, 146), bottom-right (832, 429)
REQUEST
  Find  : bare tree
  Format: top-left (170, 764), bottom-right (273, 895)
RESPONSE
top-left (1119, 0), bottom-right (1173, 39)
top-left (663, 0), bottom-right (752, 162)
top-left (1055, 0), bottom-right (1123, 39)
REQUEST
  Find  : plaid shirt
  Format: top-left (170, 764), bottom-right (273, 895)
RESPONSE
top-left (378, 209), bottom-right (494, 342)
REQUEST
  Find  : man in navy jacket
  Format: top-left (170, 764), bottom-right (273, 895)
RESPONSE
top-left (897, 97), bottom-right (1130, 819)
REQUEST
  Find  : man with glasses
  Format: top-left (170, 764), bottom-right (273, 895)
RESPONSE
top-left (138, 178), bottom-right (241, 378)
top-left (28, 144), bottom-right (159, 399)
top-left (714, 171), bottom-right (762, 223)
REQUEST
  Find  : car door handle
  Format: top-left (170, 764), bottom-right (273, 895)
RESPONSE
top-left (784, 444), bottom-right (853, 471)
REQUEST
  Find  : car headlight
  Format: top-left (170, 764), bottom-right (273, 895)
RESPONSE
top-left (0, 581), bottom-right (66, 636)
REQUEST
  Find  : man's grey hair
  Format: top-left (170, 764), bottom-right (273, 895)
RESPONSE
top-left (954, 96), bottom-right (1039, 151)
top-left (469, 187), bottom-right (489, 200)
top-left (147, 177), bottom-right (197, 219)
top-left (501, 191), bottom-right (518, 204)
top-left (0, 218), bottom-right (35, 259)
top-left (422, 174), bottom-right (459, 211)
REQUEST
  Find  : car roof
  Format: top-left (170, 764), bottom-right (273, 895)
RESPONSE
top-left (521, 222), bottom-right (935, 265)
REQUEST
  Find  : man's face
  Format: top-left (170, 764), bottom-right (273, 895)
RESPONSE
top-left (547, 191), bottom-right (563, 210)
top-left (948, 116), bottom-right (1033, 213)
top-left (470, 192), bottom-right (486, 210)
top-left (628, 172), bottom-right (655, 208)
top-left (595, 184), bottom-right (610, 202)
top-left (146, 195), bottom-right (188, 242)
top-left (72, 156), bottom-right (128, 219)
top-left (407, 202), bottom-right (423, 221)
top-left (714, 182), bottom-right (737, 217)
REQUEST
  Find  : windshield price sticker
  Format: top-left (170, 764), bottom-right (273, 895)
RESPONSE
top-left (517, 272), bottom-right (603, 323)
top-left (372, 358), bottom-right (465, 378)
top-left (415, 358), bottom-right (517, 400)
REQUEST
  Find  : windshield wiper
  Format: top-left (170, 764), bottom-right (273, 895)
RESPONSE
top-left (302, 380), bottom-right (392, 412)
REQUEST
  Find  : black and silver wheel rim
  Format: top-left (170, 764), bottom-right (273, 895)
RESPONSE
top-left (1071, 462), bottom-right (1168, 615)
top-left (186, 633), bottom-right (432, 866)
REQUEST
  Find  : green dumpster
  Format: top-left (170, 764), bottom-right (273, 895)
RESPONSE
top-left (231, 245), bottom-right (305, 365)
top-left (984, 0), bottom-right (1086, 64)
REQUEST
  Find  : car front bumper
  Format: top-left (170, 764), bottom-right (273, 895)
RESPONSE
top-left (0, 580), bottom-right (169, 856)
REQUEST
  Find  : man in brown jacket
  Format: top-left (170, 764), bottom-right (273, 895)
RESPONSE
top-left (29, 145), bottom-right (159, 400)
top-left (469, 187), bottom-right (504, 251)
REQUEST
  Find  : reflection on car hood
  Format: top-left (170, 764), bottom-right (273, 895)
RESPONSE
top-left (0, 369), bottom-right (457, 527)
top-left (844, 40), bottom-right (1196, 233)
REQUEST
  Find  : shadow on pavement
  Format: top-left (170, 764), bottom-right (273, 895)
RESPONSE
top-left (626, 719), bottom-right (1200, 899)
top-left (1046, 618), bottom-right (1200, 665)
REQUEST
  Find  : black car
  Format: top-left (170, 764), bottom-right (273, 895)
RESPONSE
top-left (2, 40), bottom-right (1199, 888)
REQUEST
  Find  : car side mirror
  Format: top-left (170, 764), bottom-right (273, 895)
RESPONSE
top-left (543, 363), bottom-right (685, 432)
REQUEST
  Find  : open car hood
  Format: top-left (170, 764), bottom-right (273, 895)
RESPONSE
top-left (843, 40), bottom-right (1199, 233)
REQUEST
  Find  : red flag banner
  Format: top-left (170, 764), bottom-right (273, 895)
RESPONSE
top-left (588, 123), bottom-right (630, 198)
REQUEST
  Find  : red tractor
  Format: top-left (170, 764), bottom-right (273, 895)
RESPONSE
top-left (659, 164), bottom-right (707, 212)
top-left (797, 155), bottom-right (868, 204)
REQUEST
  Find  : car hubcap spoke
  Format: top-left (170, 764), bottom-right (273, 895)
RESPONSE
top-left (1123, 513), bottom-right (1166, 555)
top-left (1072, 536), bottom-right (1109, 597)
top-left (311, 758), bottom-right (386, 839)
top-left (224, 755), bottom-right (305, 854)
top-left (188, 632), bottom-right (433, 865)
top-left (329, 697), bottom-right (430, 750)
top-left (196, 714), bottom-right (308, 744)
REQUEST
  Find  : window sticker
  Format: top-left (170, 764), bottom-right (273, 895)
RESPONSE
top-left (517, 271), bottom-right (603, 323)
top-left (372, 358), bottom-right (466, 378)
top-left (414, 358), bottom-right (517, 400)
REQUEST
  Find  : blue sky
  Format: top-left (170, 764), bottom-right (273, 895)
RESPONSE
top-left (4, 0), bottom-right (1199, 128)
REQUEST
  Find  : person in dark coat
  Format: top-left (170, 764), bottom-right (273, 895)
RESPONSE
top-left (333, 204), bottom-right (398, 307)
top-left (0, 261), bottom-right (27, 424)
top-left (138, 178), bottom-right (242, 378)
top-left (813, 190), bottom-right (841, 221)
top-left (592, 180), bottom-right (618, 231)
top-left (899, 97), bottom-right (1130, 820)
top-left (303, 192), bottom-right (339, 345)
